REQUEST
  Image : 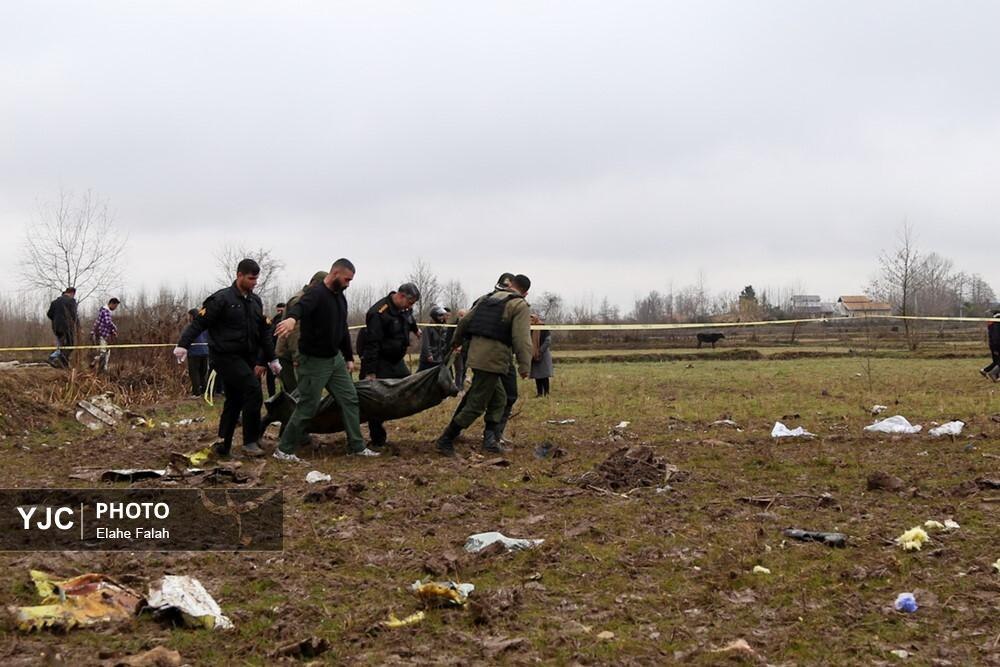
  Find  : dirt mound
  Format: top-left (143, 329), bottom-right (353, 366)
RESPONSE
top-left (575, 445), bottom-right (677, 491)
top-left (0, 368), bottom-right (67, 435)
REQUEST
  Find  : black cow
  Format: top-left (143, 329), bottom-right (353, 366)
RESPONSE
top-left (696, 332), bottom-right (725, 349)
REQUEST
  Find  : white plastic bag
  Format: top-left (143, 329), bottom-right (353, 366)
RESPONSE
top-left (771, 422), bottom-right (815, 438)
top-left (928, 421), bottom-right (964, 437)
top-left (864, 415), bottom-right (922, 434)
top-left (147, 575), bottom-right (233, 630)
top-left (464, 531), bottom-right (544, 553)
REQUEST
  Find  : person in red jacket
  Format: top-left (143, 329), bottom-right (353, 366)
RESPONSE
top-left (980, 312), bottom-right (1000, 381)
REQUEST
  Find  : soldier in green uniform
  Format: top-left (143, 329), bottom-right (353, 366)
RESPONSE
top-left (435, 274), bottom-right (532, 456)
top-left (360, 283), bottom-right (421, 449)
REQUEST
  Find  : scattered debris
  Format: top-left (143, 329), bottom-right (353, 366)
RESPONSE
top-left (867, 471), bottom-right (905, 492)
top-left (410, 579), bottom-right (474, 607)
top-left (305, 470), bottom-right (332, 484)
top-left (476, 457), bottom-right (511, 468)
top-left (575, 445), bottom-right (678, 492)
top-left (75, 394), bottom-right (127, 430)
top-left (782, 529), bottom-right (847, 548)
top-left (711, 419), bottom-right (740, 429)
top-left (107, 647), bottom-right (183, 667)
top-left (711, 638), bottom-right (764, 662)
top-left (546, 419), bottom-right (576, 425)
top-left (890, 649), bottom-right (910, 659)
top-left (864, 415), bottom-right (922, 434)
top-left (752, 565), bottom-right (771, 575)
top-left (185, 447), bottom-right (213, 467)
top-left (992, 558), bottom-right (1000, 574)
top-left (977, 478), bottom-right (1000, 489)
top-left (924, 520), bottom-right (944, 530)
top-left (943, 519), bottom-right (960, 530)
top-left (303, 482), bottom-right (366, 503)
top-left (928, 421), bottom-right (964, 437)
top-left (269, 636), bottom-right (330, 659)
top-left (771, 421), bottom-right (815, 438)
top-left (146, 575), bottom-right (233, 630)
top-left (896, 527), bottom-right (930, 552)
top-left (382, 611), bottom-right (426, 628)
top-left (596, 630), bottom-right (615, 640)
top-left (894, 592), bottom-right (918, 613)
top-left (607, 420), bottom-right (636, 442)
top-left (464, 531), bottom-right (544, 554)
top-left (9, 570), bottom-right (143, 632)
top-left (871, 404), bottom-right (888, 415)
top-left (477, 635), bottom-right (527, 658)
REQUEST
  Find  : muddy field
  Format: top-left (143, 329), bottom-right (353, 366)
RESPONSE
top-left (0, 355), bottom-right (998, 665)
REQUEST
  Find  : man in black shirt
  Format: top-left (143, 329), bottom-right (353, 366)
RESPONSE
top-left (274, 258), bottom-right (376, 461)
top-left (46, 287), bottom-right (78, 368)
top-left (360, 283), bottom-right (420, 449)
top-left (175, 259), bottom-right (280, 459)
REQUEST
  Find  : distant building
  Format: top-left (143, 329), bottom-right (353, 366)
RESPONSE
top-left (836, 295), bottom-right (893, 317)
top-left (790, 295), bottom-right (836, 317)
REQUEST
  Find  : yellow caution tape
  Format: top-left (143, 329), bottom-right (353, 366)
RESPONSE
top-left (0, 314), bottom-right (989, 353)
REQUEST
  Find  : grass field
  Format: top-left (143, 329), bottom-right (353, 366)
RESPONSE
top-left (1, 354), bottom-right (999, 665)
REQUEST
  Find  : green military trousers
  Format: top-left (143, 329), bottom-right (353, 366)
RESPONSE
top-left (278, 352), bottom-right (364, 454)
top-left (451, 369), bottom-right (507, 429)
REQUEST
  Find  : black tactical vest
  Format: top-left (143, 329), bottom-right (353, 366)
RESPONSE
top-left (466, 293), bottom-right (522, 345)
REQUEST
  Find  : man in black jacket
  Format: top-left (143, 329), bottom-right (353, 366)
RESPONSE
top-left (46, 287), bottom-right (78, 368)
top-left (174, 259), bottom-right (280, 458)
top-left (274, 258), bottom-right (376, 461)
top-left (360, 283), bottom-right (420, 449)
top-left (981, 311), bottom-right (1000, 381)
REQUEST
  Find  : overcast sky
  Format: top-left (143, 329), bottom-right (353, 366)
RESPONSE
top-left (2, 0), bottom-right (999, 311)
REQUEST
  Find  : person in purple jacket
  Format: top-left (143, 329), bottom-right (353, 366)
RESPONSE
top-left (89, 298), bottom-right (119, 372)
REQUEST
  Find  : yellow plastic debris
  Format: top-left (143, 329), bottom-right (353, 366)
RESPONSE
top-left (9, 571), bottom-right (143, 632)
top-left (923, 520), bottom-right (944, 530)
top-left (185, 447), bottom-right (213, 467)
top-left (896, 527), bottom-right (930, 552)
top-left (410, 579), bottom-right (474, 607)
top-left (752, 566), bottom-right (771, 575)
top-left (383, 611), bottom-right (426, 628)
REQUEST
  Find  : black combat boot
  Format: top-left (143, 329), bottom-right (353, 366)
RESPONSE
top-left (495, 406), bottom-right (512, 444)
top-left (211, 440), bottom-right (232, 459)
top-left (436, 421), bottom-right (461, 457)
top-left (242, 441), bottom-right (265, 458)
top-left (483, 422), bottom-right (504, 453)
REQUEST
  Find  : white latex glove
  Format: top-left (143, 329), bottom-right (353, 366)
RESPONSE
top-left (173, 346), bottom-right (187, 364)
top-left (268, 359), bottom-right (282, 375)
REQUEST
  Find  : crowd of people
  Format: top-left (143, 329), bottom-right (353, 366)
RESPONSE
top-left (171, 258), bottom-right (553, 462)
top-left (38, 266), bottom-right (1000, 463)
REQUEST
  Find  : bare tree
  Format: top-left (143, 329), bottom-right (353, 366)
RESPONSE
top-left (440, 279), bottom-right (468, 312)
top-left (215, 245), bottom-right (285, 305)
top-left (535, 292), bottom-right (565, 322)
top-left (869, 222), bottom-right (927, 349)
top-left (597, 297), bottom-right (620, 323)
top-left (20, 189), bottom-right (127, 304)
top-left (632, 290), bottom-right (666, 323)
top-left (405, 258), bottom-right (441, 321)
